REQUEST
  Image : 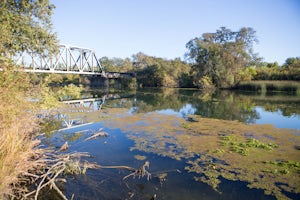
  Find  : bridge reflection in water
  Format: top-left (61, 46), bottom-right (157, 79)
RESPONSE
top-left (58, 93), bottom-right (134, 130)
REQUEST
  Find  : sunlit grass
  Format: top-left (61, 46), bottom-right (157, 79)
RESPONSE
top-left (0, 94), bottom-right (40, 197)
top-left (0, 63), bottom-right (41, 197)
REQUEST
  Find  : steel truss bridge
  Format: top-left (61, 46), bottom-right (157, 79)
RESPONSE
top-left (13, 44), bottom-right (135, 78)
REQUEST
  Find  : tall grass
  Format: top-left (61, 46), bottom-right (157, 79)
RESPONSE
top-left (0, 60), bottom-right (87, 198)
top-left (236, 80), bottom-right (300, 95)
top-left (0, 61), bottom-right (42, 198)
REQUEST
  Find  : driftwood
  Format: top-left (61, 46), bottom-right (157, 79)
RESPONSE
top-left (84, 128), bottom-right (109, 141)
top-left (59, 141), bottom-right (69, 151)
top-left (20, 152), bottom-right (98, 200)
top-left (98, 161), bottom-right (151, 181)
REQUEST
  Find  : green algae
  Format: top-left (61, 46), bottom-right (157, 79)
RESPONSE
top-left (219, 135), bottom-right (279, 156)
top-left (100, 108), bottom-right (300, 200)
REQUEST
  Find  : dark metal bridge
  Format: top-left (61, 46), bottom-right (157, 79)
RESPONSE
top-left (13, 44), bottom-right (135, 78)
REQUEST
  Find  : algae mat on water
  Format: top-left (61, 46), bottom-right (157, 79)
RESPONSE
top-left (101, 108), bottom-right (300, 199)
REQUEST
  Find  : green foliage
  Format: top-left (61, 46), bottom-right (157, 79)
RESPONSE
top-left (238, 66), bottom-right (257, 82)
top-left (132, 53), bottom-right (192, 87)
top-left (99, 54), bottom-right (193, 88)
top-left (56, 84), bottom-right (83, 101)
top-left (284, 57), bottom-right (300, 69)
top-left (253, 59), bottom-right (300, 81)
top-left (194, 75), bottom-right (214, 89)
top-left (99, 57), bottom-right (134, 72)
top-left (0, 0), bottom-right (58, 56)
top-left (186, 27), bottom-right (259, 88)
top-left (137, 64), bottom-right (165, 87)
top-left (119, 77), bottom-right (137, 88)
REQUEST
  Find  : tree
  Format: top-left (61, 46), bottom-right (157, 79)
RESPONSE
top-left (132, 53), bottom-right (192, 88)
top-left (186, 27), bottom-right (259, 88)
top-left (0, 0), bottom-right (58, 57)
top-left (284, 57), bottom-right (300, 69)
top-left (99, 57), bottom-right (134, 72)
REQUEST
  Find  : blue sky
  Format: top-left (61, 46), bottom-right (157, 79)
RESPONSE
top-left (51, 0), bottom-right (300, 64)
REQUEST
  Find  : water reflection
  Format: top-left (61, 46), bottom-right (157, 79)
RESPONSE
top-left (132, 88), bottom-right (300, 129)
top-left (41, 88), bottom-right (300, 199)
top-left (57, 88), bottom-right (300, 130)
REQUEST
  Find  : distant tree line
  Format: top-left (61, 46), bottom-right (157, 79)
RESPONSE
top-left (100, 53), bottom-right (193, 88)
top-left (99, 27), bottom-right (299, 89)
top-left (253, 58), bottom-right (300, 80)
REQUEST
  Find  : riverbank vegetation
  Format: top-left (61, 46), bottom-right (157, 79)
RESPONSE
top-left (235, 80), bottom-right (300, 94)
top-left (0, 0), bottom-right (89, 198)
top-left (97, 27), bottom-right (299, 91)
top-left (0, 0), bottom-right (56, 197)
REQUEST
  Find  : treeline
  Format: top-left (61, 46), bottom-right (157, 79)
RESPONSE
top-left (23, 27), bottom-right (296, 90)
top-left (253, 58), bottom-right (300, 80)
top-left (99, 27), bottom-right (299, 90)
top-left (99, 54), bottom-right (299, 90)
top-left (100, 53), bottom-right (193, 88)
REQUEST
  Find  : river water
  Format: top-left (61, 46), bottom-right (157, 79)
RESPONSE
top-left (41, 88), bottom-right (300, 200)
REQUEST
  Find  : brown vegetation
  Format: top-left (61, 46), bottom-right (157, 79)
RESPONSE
top-left (100, 109), bottom-right (300, 199)
top-left (0, 61), bottom-right (92, 199)
top-left (0, 62), bottom-right (41, 197)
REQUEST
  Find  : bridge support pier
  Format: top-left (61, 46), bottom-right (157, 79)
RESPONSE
top-left (88, 75), bottom-right (109, 87)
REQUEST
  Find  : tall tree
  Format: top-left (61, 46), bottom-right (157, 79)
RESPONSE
top-left (0, 0), bottom-right (58, 57)
top-left (186, 27), bottom-right (259, 88)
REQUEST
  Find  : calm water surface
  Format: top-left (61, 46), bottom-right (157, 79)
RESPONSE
top-left (41, 88), bottom-right (300, 199)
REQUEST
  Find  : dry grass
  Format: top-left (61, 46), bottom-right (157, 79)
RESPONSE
top-left (0, 105), bottom-right (41, 198)
top-left (0, 62), bottom-right (100, 199)
top-left (0, 64), bottom-right (41, 198)
top-left (0, 63), bottom-right (55, 198)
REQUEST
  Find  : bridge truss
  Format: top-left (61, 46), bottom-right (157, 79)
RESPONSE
top-left (14, 44), bottom-right (106, 76)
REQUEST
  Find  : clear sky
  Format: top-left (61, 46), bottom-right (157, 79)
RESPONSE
top-left (51, 0), bottom-right (300, 64)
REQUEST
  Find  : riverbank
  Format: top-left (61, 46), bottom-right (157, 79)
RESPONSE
top-left (0, 65), bottom-right (40, 197)
top-left (0, 65), bottom-right (88, 199)
top-left (235, 80), bottom-right (300, 94)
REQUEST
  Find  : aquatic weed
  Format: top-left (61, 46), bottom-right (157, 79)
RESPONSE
top-left (219, 135), bottom-right (278, 156)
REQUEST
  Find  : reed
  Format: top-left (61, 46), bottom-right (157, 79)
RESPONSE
top-left (236, 80), bottom-right (300, 94)
top-left (0, 70), bottom-right (40, 197)
top-left (0, 62), bottom-right (54, 198)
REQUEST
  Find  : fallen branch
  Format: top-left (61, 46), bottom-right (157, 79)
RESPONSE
top-left (84, 129), bottom-right (108, 141)
top-left (18, 152), bottom-right (98, 200)
top-left (59, 141), bottom-right (69, 151)
top-left (98, 161), bottom-right (151, 181)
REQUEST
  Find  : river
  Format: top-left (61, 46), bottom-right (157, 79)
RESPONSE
top-left (40, 88), bottom-right (300, 200)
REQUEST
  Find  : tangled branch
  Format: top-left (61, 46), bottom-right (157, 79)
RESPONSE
top-left (15, 151), bottom-right (99, 200)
